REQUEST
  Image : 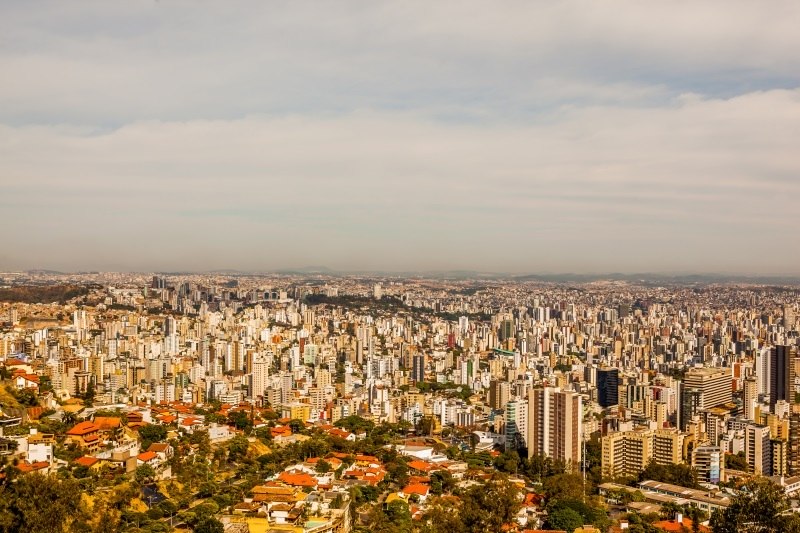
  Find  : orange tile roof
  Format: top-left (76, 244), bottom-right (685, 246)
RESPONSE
top-left (94, 417), bottom-right (122, 430)
top-left (653, 519), bottom-right (710, 533)
top-left (75, 456), bottom-right (99, 467)
top-left (407, 460), bottom-right (433, 472)
top-left (328, 428), bottom-right (352, 439)
top-left (402, 483), bottom-right (430, 496)
top-left (137, 451), bottom-right (157, 462)
top-left (277, 471), bottom-right (317, 488)
top-left (67, 421), bottom-right (99, 436)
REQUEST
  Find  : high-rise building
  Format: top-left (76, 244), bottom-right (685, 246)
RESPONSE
top-left (652, 428), bottom-right (685, 466)
top-left (499, 319), bottom-right (514, 342)
top-left (790, 404), bottom-right (800, 475)
top-left (693, 446), bottom-right (723, 484)
top-left (745, 423), bottom-right (772, 476)
top-left (601, 427), bottom-right (686, 479)
top-left (527, 387), bottom-right (582, 468)
top-left (505, 399), bottom-right (528, 450)
top-left (770, 345), bottom-right (798, 407)
top-left (411, 354), bottom-right (425, 383)
top-left (596, 367), bottom-right (620, 408)
top-left (772, 439), bottom-right (788, 477)
top-left (251, 354), bottom-right (270, 401)
top-left (684, 367), bottom-right (732, 411)
top-left (743, 377), bottom-right (757, 420)
top-left (785, 306), bottom-right (796, 330)
top-left (601, 429), bottom-right (652, 478)
top-left (679, 385), bottom-right (702, 431)
top-left (489, 379), bottom-right (511, 411)
top-left (756, 347), bottom-right (771, 398)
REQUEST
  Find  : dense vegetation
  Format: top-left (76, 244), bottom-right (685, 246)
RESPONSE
top-left (0, 284), bottom-right (89, 304)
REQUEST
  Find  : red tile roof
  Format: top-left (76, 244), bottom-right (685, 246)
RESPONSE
top-left (17, 461), bottom-right (49, 473)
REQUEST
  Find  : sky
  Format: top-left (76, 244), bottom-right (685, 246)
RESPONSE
top-left (1, 1), bottom-right (799, 275)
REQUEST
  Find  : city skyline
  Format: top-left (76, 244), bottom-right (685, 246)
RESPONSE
top-left (3, 2), bottom-right (800, 274)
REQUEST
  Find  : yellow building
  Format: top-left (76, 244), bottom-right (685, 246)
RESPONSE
top-left (602, 427), bottom-right (687, 479)
top-left (602, 428), bottom-right (652, 479)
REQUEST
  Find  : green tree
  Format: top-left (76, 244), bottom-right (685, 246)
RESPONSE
top-left (638, 460), bottom-right (699, 488)
top-left (197, 481), bottom-right (218, 498)
top-left (316, 459), bottom-right (332, 474)
top-left (458, 477), bottom-right (521, 532)
top-left (659, 501), bottom-right (683, 520)
top-left (543, 473), bottom-right (585, 502)
top-left (546, 507), bottom-right (585, 533)
top-left (335, 415), bottom-right (375, 434)
top-left (547, 499), bottom-right (610, 531)
top-left (430, 471), bottom-right (455, 496)
top-left (0, 472), bottom-right (86, 532)
top-left (194, 517), bottom-right (224, 533)
top-left (288, 419), bottom-right (305, 433)
top-left (228, 410), bottom-right (252, 432)
top-left (724, 452), bottom-right (749, 472)
top-left (385, 500), bottom-right (412, 529)
top-left (138, 424), bottom-right (168, 450)
top-left (710, 478), bottom-right (800, 533)
top-left (227, 435), bottom-right (249, 462)
top-left (83, 381), bottom-right (96, 405)
top-left (135, 464), bottom-right (156, 484)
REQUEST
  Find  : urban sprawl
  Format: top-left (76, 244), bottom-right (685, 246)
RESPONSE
top-left (0, 271), bottom-right (798, 533)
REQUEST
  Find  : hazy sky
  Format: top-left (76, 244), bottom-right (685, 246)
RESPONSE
top-left (2, 2), bottom-right (799, 274)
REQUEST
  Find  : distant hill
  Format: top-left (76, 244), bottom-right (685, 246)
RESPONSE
top-left (513, 272), bottom-right (800, 285)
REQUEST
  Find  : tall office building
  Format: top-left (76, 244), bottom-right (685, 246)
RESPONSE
top-left (679, 385), bottom-right (702, 431)
top-left (756, 347), bottom-right (771, 397)
top-left (785, 306), bottom-right (796, 329)
top-left (499, 319), bottom-right (514, 342)
top-left (505, 399), bottom-right (528, 450)
top-left (684, 367), bottom-right (732, 410)
top-left (411, 354), bottom-right (425, 383)
top-left (743, 377), bottom-right (757, 420)
top-left (770, 345), bottom-right (798, 407)
top-left (489, 379), bottom-right (511, 411)
top-left (596, 367), bottom-right (620, 408)
top-left (527, 387), bottom-right (582, 467)
top-left (251, 354), bottom-right (270, 401)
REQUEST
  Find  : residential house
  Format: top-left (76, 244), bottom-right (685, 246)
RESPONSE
top-left (66, 421), bottom-right (102, 452)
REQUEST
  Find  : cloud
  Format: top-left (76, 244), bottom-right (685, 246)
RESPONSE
top-left (1, 1), bottom-right (799, 125)
top-left (2, 88), bottom-right (799, 273)
top-left (1, 1), bottom-right (798, 273)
